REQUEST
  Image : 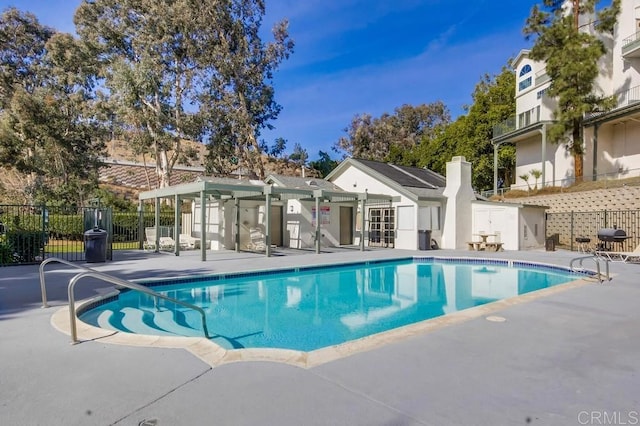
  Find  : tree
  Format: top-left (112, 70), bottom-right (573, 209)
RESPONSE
top-left (0, 8), bottom-right (106, 205)
top-left (269, 137), bottom-right (287, 159)
top-left (530, 168), bottom-right (542, 190)
top-left (75, 0), bottom-right (293, 185)
top-left (519, 173), bottom-right (531, 191)
top-left (333, 102), bottom-right (450, 163)
top-left (524, 0), bottom-right (620, 181)
top-left (414, 65), bottom-right (516, 190)
top-left (288, 142), bottom-right (308, 168)
top-left (308, 150), bottom-right (339, 178)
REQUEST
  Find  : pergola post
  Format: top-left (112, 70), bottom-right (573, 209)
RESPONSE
top-left (315, 192), bottom-right (321, 254)
top-left (137, 200), bottom-right (144, 250)
top-left (235, 197), bottom-right (240, 252)
top-left (174, 194), bottom-right (180, 256)
top-left (265, 187), bottom-right (272, 257)
top-left (154, 197), bottom-right (160, 252)
top-left (200, 191), bottom-right (206, 261)
top-left (360, 196), bottom-right (366, 252)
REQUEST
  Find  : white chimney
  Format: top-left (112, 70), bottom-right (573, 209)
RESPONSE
top-left (441, 156), bottom-right (475, 249)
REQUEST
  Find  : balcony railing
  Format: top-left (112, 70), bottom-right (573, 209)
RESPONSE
top-left (535, 69), bottom-right (550, 85)
top-left (614, 84), bottom-right (640, 109)
top-left (622, 31), bottom-right (640, 57)
top-left (493, 106), bottom-right (541, 138)
top-left (586, 85), bottom-right (640, 120)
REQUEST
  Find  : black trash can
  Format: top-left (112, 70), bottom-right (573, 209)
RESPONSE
top-left (545, 236), bottom-right (556, 252)
top-left (418, 230), bottom-right (432, 250)
top-left (84, 227), bottom-right (108, 263)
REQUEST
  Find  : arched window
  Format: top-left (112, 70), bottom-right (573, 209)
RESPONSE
top-left (519, 64), bottom-right (532, 77)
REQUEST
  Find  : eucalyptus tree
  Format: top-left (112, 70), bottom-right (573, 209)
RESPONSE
top-left (524, 0), bottom-right (620, 181)
top-left (75, 0), bottom-right (293, 185)
top-left (334, 102), bottom-right (450, 163)
top-left (0, 8), bottom-right (106, 205)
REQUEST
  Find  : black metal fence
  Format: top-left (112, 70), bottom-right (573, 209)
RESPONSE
top-left (0, 204), bottom-right (175, 266)
top-left (546, 209), bottom-right (640, 252)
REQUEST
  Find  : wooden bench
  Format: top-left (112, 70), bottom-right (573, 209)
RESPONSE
top-left (467, 241), bottom-right (485, 251)
top-left (484, 242), bottom-right (504, 252)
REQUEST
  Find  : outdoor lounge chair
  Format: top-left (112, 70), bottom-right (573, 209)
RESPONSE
top-left (596, 243), bottom-right (640, 263)
top-left (144, 227), bottom-right (157, 251)
top-left (178, 234), bottom-right (199, 249)
top-left (246, 226), bottom-right (267, 251)
top-left (159, 237), bottom-right (176, 250)
top-left (144, 227), bottom-right (176, 251)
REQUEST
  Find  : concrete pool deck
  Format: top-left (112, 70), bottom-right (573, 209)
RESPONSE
top-left (2, 248), bottom-right (640, 425)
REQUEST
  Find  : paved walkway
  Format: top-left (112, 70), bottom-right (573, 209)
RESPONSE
top-left (1, 248), bottom-right (640, 425)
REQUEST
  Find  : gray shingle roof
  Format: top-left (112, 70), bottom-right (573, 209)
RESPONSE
top-left (353, 159), bottom-right (446, 189)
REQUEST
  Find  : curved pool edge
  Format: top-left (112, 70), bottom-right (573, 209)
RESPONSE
top-left (50, 262), bottom-right (598, 369)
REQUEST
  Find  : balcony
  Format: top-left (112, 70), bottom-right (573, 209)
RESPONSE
top-left (585, 85), bottom-right (640, 120)
top-left (535, 69), bottom-right (550, 86)
top-left (622, 31), bottom-right (640, 58)
top-left (493, 107), bottom-right (542, 139)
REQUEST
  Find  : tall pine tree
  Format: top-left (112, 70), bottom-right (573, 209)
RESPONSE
top-left (524, 0), bottom-right (620, 181)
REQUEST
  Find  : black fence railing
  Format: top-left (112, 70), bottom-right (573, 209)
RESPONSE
top-left (0, 204), bottom-right (177, 266)
top-left (546, 209), bottom-right (640, 252)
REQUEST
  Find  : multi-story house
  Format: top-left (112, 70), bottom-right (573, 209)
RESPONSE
top-left (491, 0), bottom-right (640, 193)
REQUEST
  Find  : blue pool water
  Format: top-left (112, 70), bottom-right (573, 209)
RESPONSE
top-left (80, 259), bottom-right (581, 352)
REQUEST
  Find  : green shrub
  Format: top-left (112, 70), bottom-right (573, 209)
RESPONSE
top-left (0, 237), bottom-right (13, 264)
top-left (47, 214), bottom-right (84, 240)
top-left (5, 230), bottom-right (46, 263)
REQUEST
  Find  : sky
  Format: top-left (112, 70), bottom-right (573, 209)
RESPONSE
top-left (1, 0), bottom-right (538, 161)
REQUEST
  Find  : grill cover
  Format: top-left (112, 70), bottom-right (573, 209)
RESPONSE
top-left (597, 228), bottom-right (627, 242)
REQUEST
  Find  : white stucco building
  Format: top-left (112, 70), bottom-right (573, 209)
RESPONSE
top-left (492, 0), bottom-right (640, 193)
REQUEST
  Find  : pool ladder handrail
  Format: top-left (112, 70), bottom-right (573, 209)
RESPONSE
top-left (40, 257), bottom-right (97, 308)
top-left (39, 258), bottom-right (211, 342)
top-left (569, 255), bottom-right (610, 283)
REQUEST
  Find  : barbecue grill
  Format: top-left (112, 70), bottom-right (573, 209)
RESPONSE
top-left (597, 228), bottom-right (631, 251)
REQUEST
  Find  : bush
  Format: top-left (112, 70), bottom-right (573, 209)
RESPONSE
top-left (47, 214), bottom-right (84, 240)
top-left (0, 238), bottom-right (13, 264)
top-left (5, 230), bottom-right (46, 263)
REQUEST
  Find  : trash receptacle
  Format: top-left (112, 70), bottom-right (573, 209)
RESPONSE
top-left (545, 236), bottom-right (556, 252)
top-left (418, 230), bottom-right (432, 250)
top-left (84, 227), bottom-right (108, 262)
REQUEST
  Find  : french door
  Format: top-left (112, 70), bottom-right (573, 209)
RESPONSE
top-left (368, 208), bottom-right (394, 248)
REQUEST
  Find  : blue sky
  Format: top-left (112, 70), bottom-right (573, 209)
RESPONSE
top-left (2, 0), bottom-right (536, 160)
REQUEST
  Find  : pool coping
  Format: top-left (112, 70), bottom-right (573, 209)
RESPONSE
top-left (49, 256), bottom-right (603, 369)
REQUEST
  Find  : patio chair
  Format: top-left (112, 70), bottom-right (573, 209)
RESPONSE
top-left (144, 227), bottom-right (157, 251)
top-left (247, 225), bottom-right (267, 251)
top-left (595, 243), bottom-right (640, 263)
top-left (159, 236), bottom-right (176, 251)
top-left (178, 234), bottom-right (200, 249)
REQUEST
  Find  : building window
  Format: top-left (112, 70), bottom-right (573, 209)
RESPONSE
top-left (537, 88), bottom-right (547, 99)
top-left (519, 64), bottom-right (532, 77)
top-left (368, 208), bottom-right (395, 248)
top-left (518, 77), bottom-right (532, 91)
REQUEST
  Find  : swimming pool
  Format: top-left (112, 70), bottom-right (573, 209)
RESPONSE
top-left (79, 258), bottom-right (584, 352)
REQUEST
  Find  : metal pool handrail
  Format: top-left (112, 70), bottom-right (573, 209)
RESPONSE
top-left (39, 257), bottom-right (96, 308)
top-left (569, 255), bottom-right (610, 283)
top-left (67, 269), bottom-right (212, 343)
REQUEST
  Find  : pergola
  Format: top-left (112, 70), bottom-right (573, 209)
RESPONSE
top-left (139, 179), bottom-right (394, 261)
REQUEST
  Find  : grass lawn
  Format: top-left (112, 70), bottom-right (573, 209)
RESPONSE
top-left (44, 239), bottom-right (139, 253)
